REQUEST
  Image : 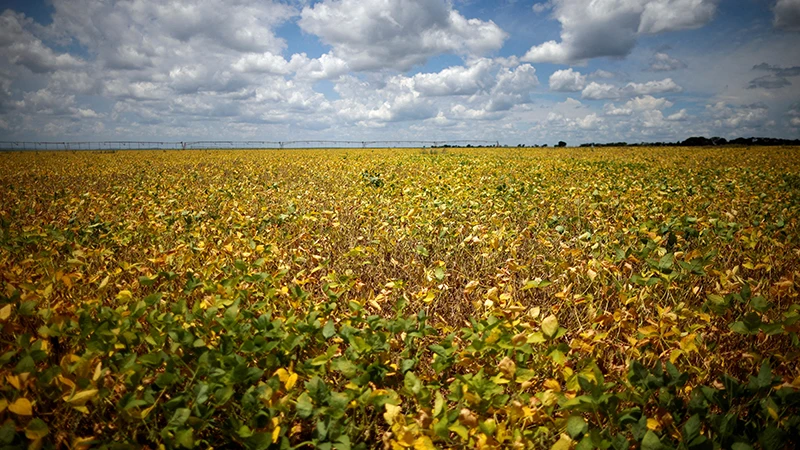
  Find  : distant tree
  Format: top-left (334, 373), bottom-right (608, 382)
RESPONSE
top-left (557, 141), bottom-right (567, 148)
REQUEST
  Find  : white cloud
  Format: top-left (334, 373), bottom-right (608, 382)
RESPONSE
top-left (0, 11), bottom-right (84, 73)
top-left (298, 0), bottom-right (507, 71)
top-left (590, 69), bottom-right (616, 79)
top-left (666, 109), bottom-right (689, 121)
top-left (577, 113), bottom-right (602, 129)
top-left (582, 82), bottom-right (620, 99)
top-left (549, 68), bottom-right (586, 92)
top-left (486, 64), bottom-right (539, 111)
top-left (413, 59), bottom-right (496, 96)
top-left (603, 95), bottom-right (673, 115)
top-left (232, 52), bottom-right (292, 75)
top-left (604, 103), bottom-right (632, 116)
top-left (533, 1), bottom-right (554, 13)
top-left (584, 78), bottom-right (682, 98)
top-left (638, 0), bottom-right (718, 34)
top-left (290, 54), bottom-right (351, 80)
top-left (707, 101), bottom-right (769, 128)
top-left (522, 0), bottom-right (719, 64)
top-left (647, 52), bottom-right (687, 71)
top-left (626, 78), bottom-right (683, 95)
top-left (774, 0), bottom-right (800, 31)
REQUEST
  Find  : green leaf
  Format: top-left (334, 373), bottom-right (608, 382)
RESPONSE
top-left (25, 418), bottom-right (49, 440)
top-left (404, 371), bottom-right (422, 395)
top-left (296, 392), bottom-right (314, 418)
top-left (139, 275), bottom-right (158, 286)
top-left (759, 427), bottom-right (783, 450)
top-left (224, 304), bottom-right (239, 323)
top-left (757, 360), bottom-right (773, 389)
top-left (168, 408), bottom-right (191, 428)
top-left (641, 430), bottom-right (663, 450)
top-left (331, 358), bottom-right (358, 378)
top-left (658, 253), bottom-right (674, 271)
top-left (567, 415), bottom-right (588, 439)
top-left (731, 443), bottom-right (754, 450)
top-left (751, 296), bottom-right (770, 313)
top-left (322, 319), bottom-right (336, 339)
top-left (683, 415), bottom-right (701, 443)
top-left (175, 428), bottom-right (194, 448)
top-left (0, 421), bottom-right (15, 444)
top-left (729, 321), bottom-right (750, 334)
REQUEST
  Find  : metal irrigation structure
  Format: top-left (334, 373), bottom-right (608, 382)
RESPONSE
top-left (0, 140), bottom-right (501, 151)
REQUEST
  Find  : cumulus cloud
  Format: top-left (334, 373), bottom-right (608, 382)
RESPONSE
top-left (0, 11), bottom-right (84, 73)
top-left (413, 59), bottom-right (496, 96)
top-left (485, 64), bottom-right (539, 111)
top-left (707, 101), bottom-right (769, 128)
top-left (773, 0), bottom-right (800, 31)
top-left (626, 78), bottom-right (683, 95)
top-left (582, 78), bottom-right (681, 99)
top-left (577, 113), bottom-right (602, 129)
top-left (647, 52), bottom-right (687, 71)
top-left (298, 0), bottom-right (507, 71)
top-left (603, 95), bottom-right (673, 115)
top-left (549, 68), bottom-right (587, 91)
top-left (666, 109), bottom-right (689, 121)
top-left (522, 0), bottom-right (718, 64)
top-left (582, 82), bottom-right (620, 99)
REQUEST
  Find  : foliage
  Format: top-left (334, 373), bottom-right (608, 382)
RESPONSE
top-left (0, 147), bottom-right (799, 448)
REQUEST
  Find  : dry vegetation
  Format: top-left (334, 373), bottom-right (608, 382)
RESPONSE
top-left (0, 147), bottom-right (799, 449)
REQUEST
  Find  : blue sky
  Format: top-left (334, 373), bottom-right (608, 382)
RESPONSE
top-left (0, 0), bottom-right (799, 145)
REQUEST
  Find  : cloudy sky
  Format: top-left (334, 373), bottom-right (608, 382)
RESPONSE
top-left (0, 0), bottom-right (799, 145)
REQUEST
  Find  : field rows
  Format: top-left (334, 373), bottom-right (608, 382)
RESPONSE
top-left (1, 147), bottom-right (799, 448)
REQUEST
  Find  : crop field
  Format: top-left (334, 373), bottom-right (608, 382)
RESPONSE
top-left (1, 147), bottom-right (799, 449)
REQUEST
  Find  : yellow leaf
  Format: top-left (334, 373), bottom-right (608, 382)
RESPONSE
top-left (116, 290), bottom-right (132, 301)
top-left (7, 374), bottom-right (21, 390)
top-left (413, 436), bottom-right (435, 450)
top-left (543, 379), bottom-right (561, 392)
top-left (98, 275), bottom-right (110, 290)
top-left (463, 280), bottom-right (479, 294)
top-left (647, 418), bottom-right (662, 431)
top-left (285, 372), bottom-right (298, 390)
top-left (0, 398), bottom-right (7, 413)
top-left (272, 426), bottom-right (281, 444)
top-left (0, 304), bottom-right (12, 321)
top-left (93, 362), bottom-right (103, 381)
top-left (275, 368), bottom-right (288, 380)
top-left (9, 397), bottom-right (32, 415)
top-left (140, 405), bottom-right (154, 419)
top-left (551, 433), bottom-right (573, 450)
top-left (57, 375), bottom-right (76, 389)
top-left (64, 389), bottom-right (98, 405)
top-left (71, 437), bottom-right (95, 450)
top-left (384, 403), bottom-right (402, 425)
top-left (680, 333), bottom-right (698, 354)
top-left (541, 314), bottom-right (559, 338)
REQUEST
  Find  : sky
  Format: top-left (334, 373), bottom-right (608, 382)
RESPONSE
top-left (0, 0), bottom-right (799, 145)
